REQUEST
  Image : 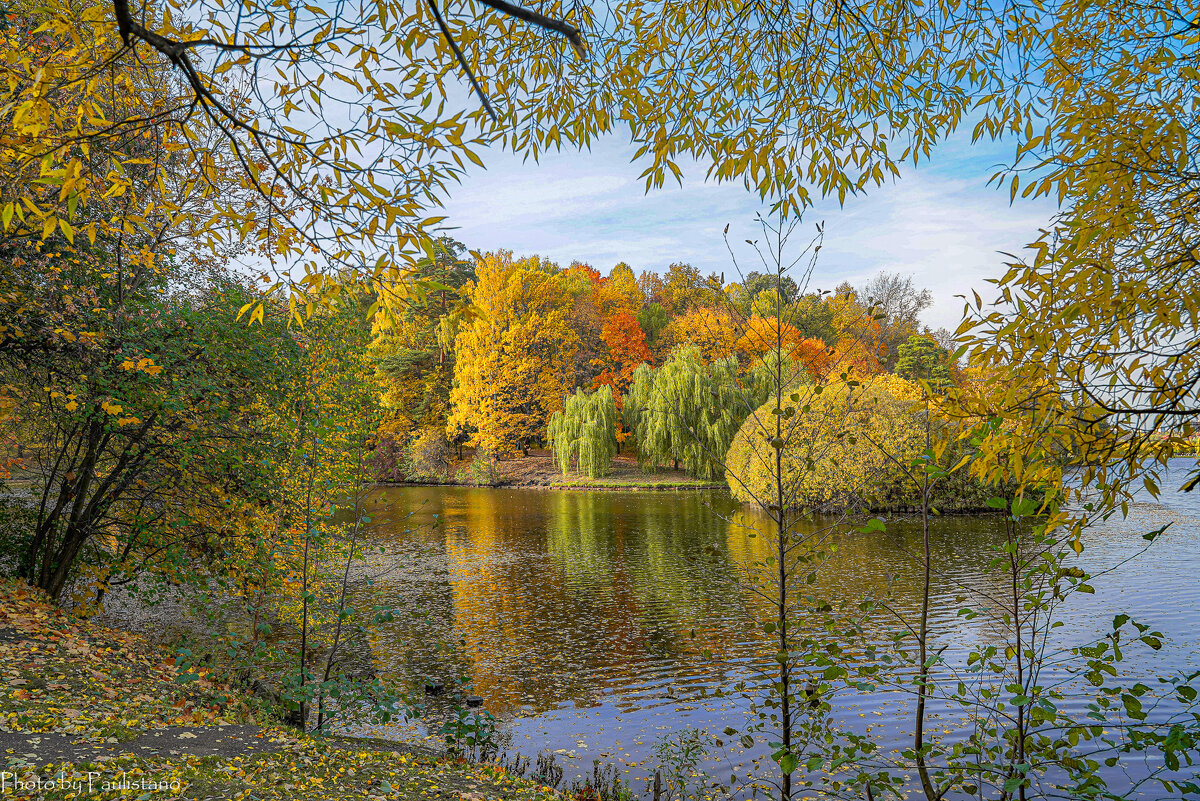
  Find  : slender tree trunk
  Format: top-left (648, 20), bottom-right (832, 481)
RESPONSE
top-left (316, 452), bottom-right (366, 733)
top-left (774, 300), bottom-right (792, 801)
top-left (296, 449), bottom-right (317, 730)
top-left (94, 531), bottom-right (138, 609)
top-left (1008, 520), bottom-right (1027, 801)
top-left (777, 506), bottom-right (792, 801)
top-left (915, 401), bottom-right (939, 800)
top-left (23, 430), bottom-right (78, 582)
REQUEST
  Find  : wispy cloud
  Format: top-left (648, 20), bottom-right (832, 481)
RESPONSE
top-left (807, 170), bottom-right (1054, 330)
top-left (438, 133), bottom-right (1056, 331)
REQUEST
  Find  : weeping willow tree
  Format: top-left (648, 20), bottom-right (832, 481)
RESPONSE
top-left (622, 344), bottom-right (766, 480)
top-left (547, 386), bottom-right (618, 478)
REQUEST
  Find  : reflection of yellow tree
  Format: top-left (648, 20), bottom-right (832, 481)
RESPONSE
top-left (438, 489), bottom-right (608, 713)
top-left (435, 488), bottom-right (766, 712)
top-left (723, 507), bottom-right (1020, 650)
top-left (358, 485), bottom-right (1026, 735)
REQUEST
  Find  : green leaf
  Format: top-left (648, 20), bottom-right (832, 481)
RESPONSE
top-left (1121, 694), bottom-right (1146, 720)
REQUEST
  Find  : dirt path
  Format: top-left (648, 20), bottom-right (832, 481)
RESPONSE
top-left (0, 724), bottom-right (282, 765)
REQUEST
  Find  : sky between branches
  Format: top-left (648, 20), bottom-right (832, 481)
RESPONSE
top-left (439, 125), bottom-right (1057, 332)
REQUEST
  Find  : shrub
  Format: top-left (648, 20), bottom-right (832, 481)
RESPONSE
top-left (726, 374), bottom-right (998, 512)
top-left (725, 375), bottom-right (926, 511)
top-left (407, 427), bottom-right (451, 482)
top-left (464, 447), bottom-right (501, 486)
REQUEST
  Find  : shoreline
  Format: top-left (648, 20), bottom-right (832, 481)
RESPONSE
top-left (379, 452), bottom-right (727, 492)
top-left (376, 478), bottom-right (727, 492)
top-left (373, 453), bottom-right (1005, 511)
top-left (0, 581), bottom-right (561, 801)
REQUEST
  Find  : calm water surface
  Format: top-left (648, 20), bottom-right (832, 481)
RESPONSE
top-left (350, 462), bottom-right (1200, 794)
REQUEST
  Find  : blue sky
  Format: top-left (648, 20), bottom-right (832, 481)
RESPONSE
top-left (436, 129), bottom-right (1058, 332)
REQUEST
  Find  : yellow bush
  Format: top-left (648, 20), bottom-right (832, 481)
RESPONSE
top-left (725, 375), bottom-right (927, 511)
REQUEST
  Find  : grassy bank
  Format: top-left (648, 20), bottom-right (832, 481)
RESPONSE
top-left (385, 452), bottom-right (725, 491)
top-left (0, 581), bottom-right (559, 800)
top-left (548, 476), bottom-right (723, 490)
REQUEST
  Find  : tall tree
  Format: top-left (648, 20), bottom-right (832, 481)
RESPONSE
top-left (736, 315), bottom-right (828, 380)
top-left (370, 236), bottom-right (474, 434)
top-left (790, 294), bottom-right (838, 345)
top-left (596, 262), bottom-right (644, 318)
top-left (963, 0), bottom-right (1200, 491)
top-left (552, 263), bottom-right (596, 387)
top-left (895, 334), bottom-right (953, 390)
top-left (446, 252), bottom-right (579, 455)
top-left (667, 307), bottom-right (740, 362)
top-left (593, 312), bottom-right (652, 401)
top-left (637, 303), bottom-right (671, 359)
top-left (637, 271), bottom-right (667, 310)
top-left (623, 345), bottom-right (762, 479)
top-left (858, 272), bottom-right (933, 369)
top-left (660, 262), bottom-right (719, 316)
top-left (547, 386), bottom-right (618, 478)
top-left (1, 255), bottom-right (299, 600)
top-left (729, 272), bottom-right (802, 315)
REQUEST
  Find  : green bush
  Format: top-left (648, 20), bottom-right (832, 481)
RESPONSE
top-left (464, 447), bottom-right (501, 486)
top-left (406, 427), bottom-right (451, 482)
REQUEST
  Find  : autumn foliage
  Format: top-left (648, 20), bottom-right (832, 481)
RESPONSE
top-left (736, 316), bottom-right (830, 379)
top-left (446, 252), bottom-right (581, 455)
top-left (365, 244), bottom-right (950, 480)
top-left (594, 311), bottom-right (652, 402)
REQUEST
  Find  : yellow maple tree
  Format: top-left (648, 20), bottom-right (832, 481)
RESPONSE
top-left (666, 307), bottom-right (740, 362)
top-left (446, 252), bottom-right (580, 455)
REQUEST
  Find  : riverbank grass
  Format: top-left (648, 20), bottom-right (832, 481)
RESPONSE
top-left (0, 580), bottom-right (558, 800)
top-left (456, 452), bottom-right (724, 490)
top-left (548, 475), bottom-right (723, 490)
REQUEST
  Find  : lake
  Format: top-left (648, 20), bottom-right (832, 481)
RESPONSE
top-left (348, 462), bottom-right (1200, 796)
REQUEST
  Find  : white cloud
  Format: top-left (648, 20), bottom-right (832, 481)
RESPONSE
top-left (807, 170), bottom-right (1054, 330)
top-left (438, 133), bottom-right (1056, 332)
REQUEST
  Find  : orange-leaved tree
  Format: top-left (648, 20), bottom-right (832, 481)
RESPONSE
top-left (593, 311), bottom-right (652, 406)
top-left (735, 315), bottom-right (829, 379)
